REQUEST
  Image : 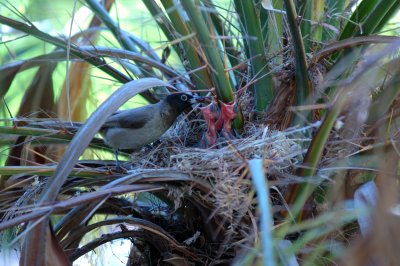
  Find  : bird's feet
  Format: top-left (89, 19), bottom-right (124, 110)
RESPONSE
top-left (114, 150), bottom-right (129, 173)
top-left (114, 162), bottom-right (129, 173)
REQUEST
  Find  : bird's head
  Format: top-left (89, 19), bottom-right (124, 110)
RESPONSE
top-left (165, 93), bottom-right (203, 114)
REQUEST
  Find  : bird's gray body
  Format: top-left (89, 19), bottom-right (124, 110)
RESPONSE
top-left (99, 100), bottom-right (177, 150)
top-left (28, 93), bottom-right (199, 168)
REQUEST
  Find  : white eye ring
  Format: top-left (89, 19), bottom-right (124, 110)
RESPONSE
top-left (180, 94), bottom-right (188, 101)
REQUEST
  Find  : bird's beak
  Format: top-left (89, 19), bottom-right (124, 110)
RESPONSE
top-left (190, 96), bottom-right (209, 104)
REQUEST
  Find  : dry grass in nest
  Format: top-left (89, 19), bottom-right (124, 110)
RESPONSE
top-left (127, 114), bottom-right (306, 244)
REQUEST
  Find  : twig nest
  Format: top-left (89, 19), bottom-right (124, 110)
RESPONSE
top-left (128, 118), bottom-right (303, 238)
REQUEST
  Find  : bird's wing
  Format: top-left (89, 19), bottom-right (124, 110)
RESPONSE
top-left (101, 105), bottom-right (157, 129)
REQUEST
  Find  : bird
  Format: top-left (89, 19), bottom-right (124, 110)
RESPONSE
top-left (27, 93), bottom-right (204, 170)
top-left (99, 92), bottom-right (203, 169)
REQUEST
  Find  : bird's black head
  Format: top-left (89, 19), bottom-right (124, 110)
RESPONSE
top-left (165, 93), bottom-right (196, 114)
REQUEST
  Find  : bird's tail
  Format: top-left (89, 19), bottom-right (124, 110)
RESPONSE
top-left (25, 119), bottom-right (83, 133)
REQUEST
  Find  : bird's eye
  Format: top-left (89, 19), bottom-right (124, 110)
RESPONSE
top-left (180, 94), bottom-right (188, 101)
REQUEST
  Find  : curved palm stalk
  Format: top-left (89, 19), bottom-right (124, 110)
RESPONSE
top-left (0, 126), bottom-right (75, 141)
top-left (0, 125), bottom-right (106, 147)
top-left (0, 184), bottom-right (162, 231)
top-left (310, 35), bottom-right (400, 66)
top-left (68, 228), bottom-right (196, 262)
top-left (21, 78), bottom-right (173, 266)
top-left (55, 170), bottom-right (212, 240)
top-left (0, 47), bottom-right (193, 89)
top-left (106, 169), bottom-right (212, 192)
top-left (68, 25), bottom-right (160, 60)
top-left (0, 137), bottom-right (51, 152)
top-left (0, 165), bottom-right (109, 178)
top-left (61, 217), bottom-right (193, 256)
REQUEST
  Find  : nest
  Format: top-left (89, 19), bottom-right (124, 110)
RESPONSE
top-left (127, 114), bottom-right (305, 254)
